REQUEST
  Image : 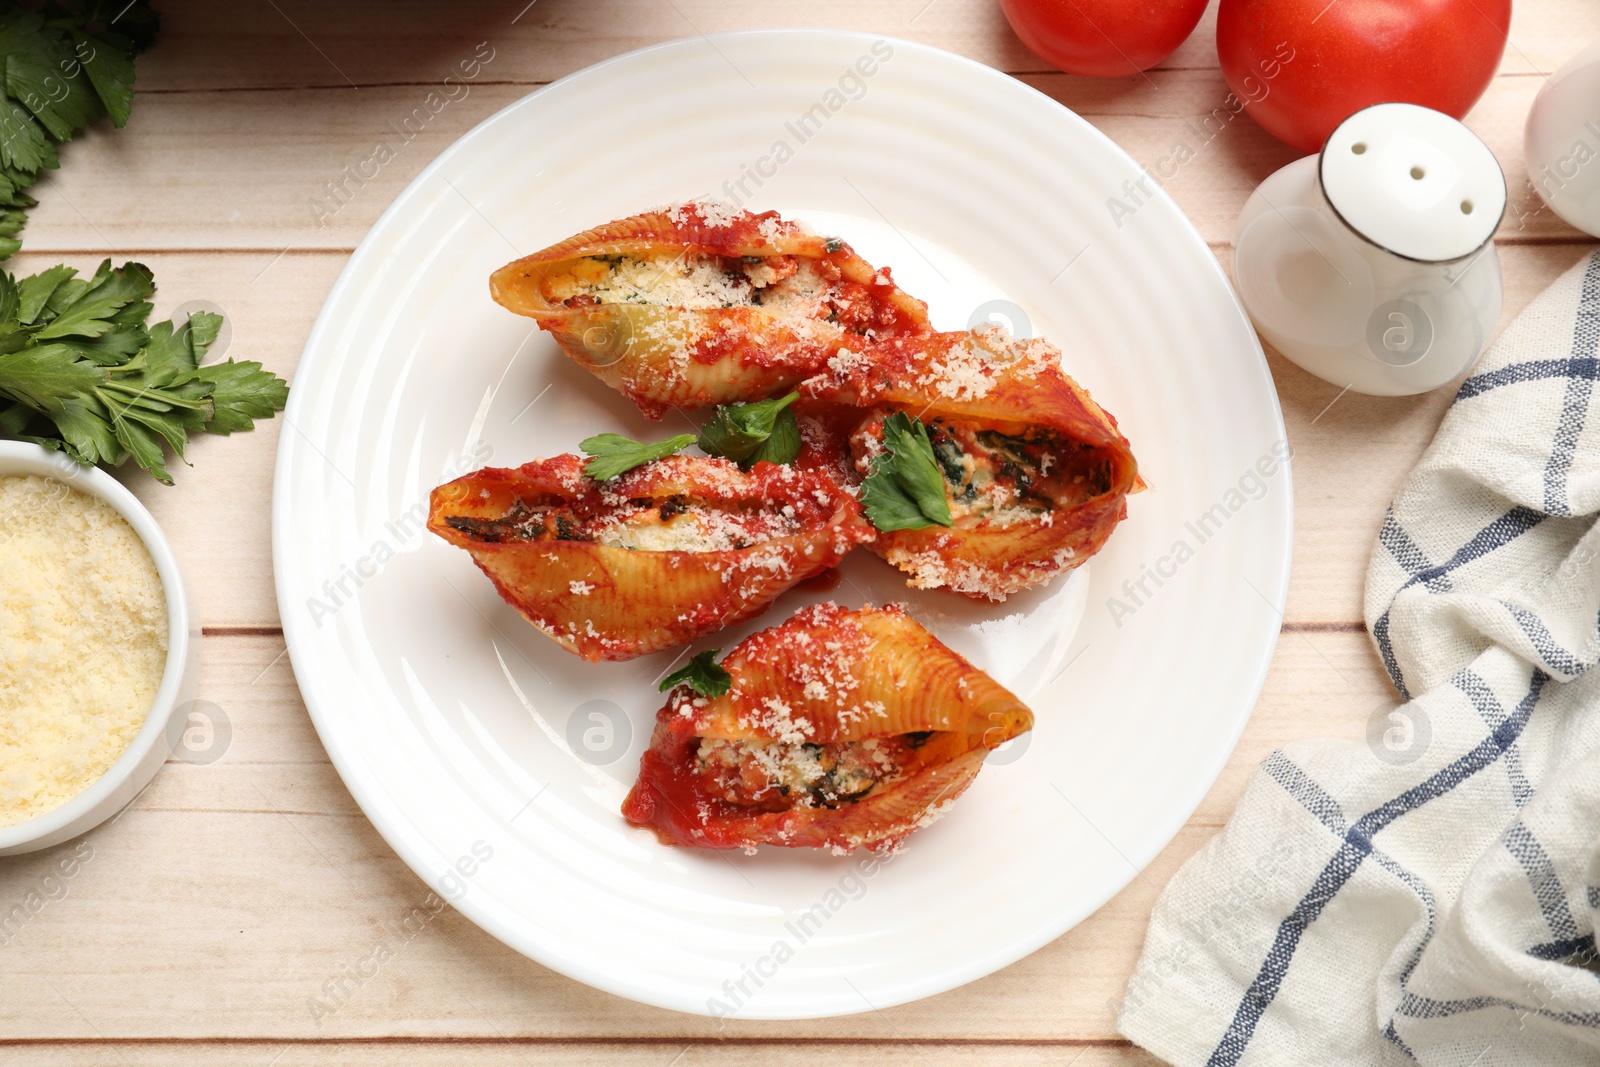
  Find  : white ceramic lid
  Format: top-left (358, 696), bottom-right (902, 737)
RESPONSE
top-left (1320, 102), bottom-right (1505, 262)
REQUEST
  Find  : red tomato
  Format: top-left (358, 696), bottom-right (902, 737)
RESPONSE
top-left (1000, 0), bottom-right (1210, 79)
top-left (1217, 0), bottom-right (1510, 155)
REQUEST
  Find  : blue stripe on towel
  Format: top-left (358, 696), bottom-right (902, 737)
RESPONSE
top-left (1372, 612), bottom-right (1412, 700)
top-left (1528, 934), bottom-right (1598, 962)
top-left (1396, 989), bottom-right (1600, 1026)
top-left (1504, 603), bottom-right (1590, 679)
top-left (1410, 508), bottom-right (1548, 584)
top-left (1505, 823), bottom-right (1582, 946)
top-left (1457, 357), bottom-right (1600, 400)
top-left (1543, 255), bottom-right (1600, 515)
top-left (1381, 1020), bottom-right (1417, 1061)
top-left (1379, 511), bottom-right (1448, 591)
top-left (1205, 671), bottom-right (1549, 1067)
top-left (1260, 752), bottom-right (1347, 833)
top-left (1452, 670), bottom-right (1534, 807)
top-left (1373, 507), bottom-right (1548, 698)
top-left (1263, 753), bottom-right (1440, 999)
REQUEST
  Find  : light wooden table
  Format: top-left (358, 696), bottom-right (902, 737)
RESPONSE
top-left (2, 2), bottom-right (1594, 1064)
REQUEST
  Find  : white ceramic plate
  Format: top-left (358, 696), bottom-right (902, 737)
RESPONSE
top-left (274, 31), bottom-right (1291, 1019)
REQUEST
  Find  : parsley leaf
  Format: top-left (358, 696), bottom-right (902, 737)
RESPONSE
top-left (0, 341), bottom-right (99, 408)
top-left (696, 391), bottom-right (800, 468)
top-left (179, 355), bottom-right (289, 435)
top-left (859, 412), bottom-right (955, 532)
top-left (0, 5), bottom-right (160, 260)
top-left (33, 258), bottom-right (152, 342)
top-left (19, 263), bottom-right (77, 323)
top-left (579, 432), bottom-right (695, 481)
top-left (751, 406), bottom-right (801, 466)
top-left (659, 649), bottom-right (732, 697)
top-left (0, 98), bottom-right (54, 173)
top-left (0, 260), bottom-right (289, 484)
top-left (5, 20), bottom-right (96, 141)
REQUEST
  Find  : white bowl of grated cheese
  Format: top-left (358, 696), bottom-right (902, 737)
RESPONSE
top-left (0, 441), bottom-right (200, 856)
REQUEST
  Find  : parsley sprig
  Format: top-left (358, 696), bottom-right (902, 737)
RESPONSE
top-left (859, 412), bottom-right (955, 531)
top-left (696, 391), bottom-right (800, 469)
top-left (579, 432), bottom-right (695, 481)
top-left (659, 649), bottom-right (732, 697)
top-left (0, 4), bottom-right (160, 259)
top-left (0, 259), bottom-right (288, 484)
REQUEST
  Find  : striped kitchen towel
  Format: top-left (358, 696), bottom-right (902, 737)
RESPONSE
top-left (1118, 250), bottom-right (1600, 1067)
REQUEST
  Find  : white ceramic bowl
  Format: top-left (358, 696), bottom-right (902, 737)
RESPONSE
top-left (0, 441), bottom-right (201, 856)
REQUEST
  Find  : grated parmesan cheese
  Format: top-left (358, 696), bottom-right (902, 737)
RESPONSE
top-left (0, 475), bottom-right (167, 828)
top-left (756, 216), bottom-right (786, 242)
top-left (918, 337), bottom-right (997, 401)
top-left (914, 326), bottom-right (1062, 402)
top-left (667, 198), bottom-right (744, 229)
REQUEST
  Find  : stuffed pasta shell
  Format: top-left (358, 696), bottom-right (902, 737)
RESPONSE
top-left (622, 602), bottom-right (1032, 853)
top-left (800, 326), bottom-right (1142, 601)
top-left (489, 202), bottom-right (931, 418)
top-left (427, 456), bottom-right (874, 662)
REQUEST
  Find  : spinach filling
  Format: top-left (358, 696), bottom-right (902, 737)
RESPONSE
top-left (923, 421), bottom-right (1112, 518)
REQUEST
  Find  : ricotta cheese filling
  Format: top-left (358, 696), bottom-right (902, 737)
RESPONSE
top-left (548, 252), bottom-right (836, 317)
top-left (694, 734), bottom-right (919, 810)
top-left (592, 504), bottom-right (799, 552)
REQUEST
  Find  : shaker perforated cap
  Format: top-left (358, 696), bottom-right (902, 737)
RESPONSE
top-left (1320, 102), bottom-right (1505, 263)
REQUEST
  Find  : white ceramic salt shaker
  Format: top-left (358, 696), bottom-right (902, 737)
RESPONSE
top-left (1525, 40), bottom-right (1600, 236)
top-left (1233, 102), bottom-right (1505, 396)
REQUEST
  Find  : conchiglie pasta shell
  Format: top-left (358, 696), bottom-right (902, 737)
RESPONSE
top-left (427, 456), bottom-right (874, 662)
top-left (489, 205), bottom-right (930, 417)
top-left (692, 602), bottom-right (1032, 747)
top-left (621, 603), bottom-right (1031, 852)
top-left (800, 327), bottom-right (1142, 600)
